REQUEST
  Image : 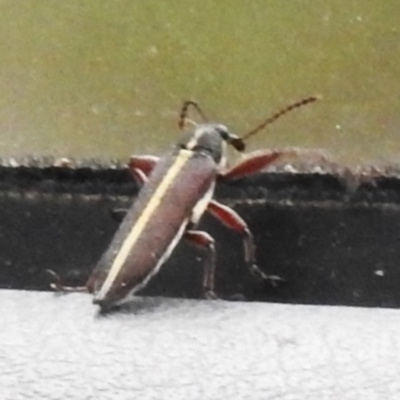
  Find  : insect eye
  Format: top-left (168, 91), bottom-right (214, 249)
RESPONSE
top-left (216, 128), bottom-right (229, 140)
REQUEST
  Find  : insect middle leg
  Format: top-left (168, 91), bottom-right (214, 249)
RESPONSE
top-left (206, 200), bottom-right (283, 286)
top-left (184, 230), bottom-right (218, 299)
top-left (128, 155), bottom-right (159, 184)
top-left (111, 155), bottom-right (160, 222)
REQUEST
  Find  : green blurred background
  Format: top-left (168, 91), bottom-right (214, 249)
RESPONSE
top-left (0, 0), bottom-right (399, 165)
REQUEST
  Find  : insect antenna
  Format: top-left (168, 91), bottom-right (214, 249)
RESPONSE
top-left (239, 96), bottom-right (320, 142)
top-left (178, 100), bottom-right (208, 129)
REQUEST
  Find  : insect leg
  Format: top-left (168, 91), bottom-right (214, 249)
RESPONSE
top-left (115, 155), bottom-right (160, 219)
top-left (220, 148), bottom-right (331, 181)
top-left (128, 155), bottom-right (159, 183)
top-left (206, 200), bottom-right (283, 286)
top-left (130, 168), bottom-right (148, 186)
top-left (184, 230), bottom-right (218, 299)
top-left (46, 269), bottom-right (88, 293)
top-left (110, 208), bottom-right (129, 223)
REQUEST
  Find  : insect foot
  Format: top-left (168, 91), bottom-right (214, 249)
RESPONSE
top-left (204, 290), bottom-right (218, 300)
top-left (249, 264), bottom-right (286, 288)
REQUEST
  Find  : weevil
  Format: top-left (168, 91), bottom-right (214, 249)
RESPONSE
top-left (50, 97), bottom-right (321, 311)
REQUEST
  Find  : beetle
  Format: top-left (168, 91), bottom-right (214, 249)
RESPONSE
top-left (50, 97), bottom-right (321, 311)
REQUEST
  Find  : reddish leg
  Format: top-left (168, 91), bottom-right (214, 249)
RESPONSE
top-left (130, 168), bottom-right (149, 186)
top-left (207, 200), bottom-right (283, 285)
top-left (221, 148), bottom-right (330, 180)
top-left (115, 155), bottom-right (160, 220)
top-left (128, 155), bottom-right (159, 184)
top-left (185, 230), bottom-right (218, 299)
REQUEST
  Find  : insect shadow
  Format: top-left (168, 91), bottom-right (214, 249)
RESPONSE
top-left (95, 294), bottom-right (239, 317)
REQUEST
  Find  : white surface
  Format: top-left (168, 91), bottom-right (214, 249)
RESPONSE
top-left (1, 290), bottom-right (399, 400)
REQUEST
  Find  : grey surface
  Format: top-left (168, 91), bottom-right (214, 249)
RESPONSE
top-left (1, 290), bottom-right (399, 399)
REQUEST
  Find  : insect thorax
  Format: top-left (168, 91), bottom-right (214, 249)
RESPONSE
top-left (176, 123), bottom-right (232, 167)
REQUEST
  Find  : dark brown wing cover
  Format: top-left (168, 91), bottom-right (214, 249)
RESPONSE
top-left (90, 151), bottom-right (217, 303)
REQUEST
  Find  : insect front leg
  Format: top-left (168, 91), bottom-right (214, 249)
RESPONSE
top-left (221, 148), bottom-right (331, 180)
top-left (184, 230), bottom-right (218, 299)
top-left (206, 200), bottom-right (283, 286)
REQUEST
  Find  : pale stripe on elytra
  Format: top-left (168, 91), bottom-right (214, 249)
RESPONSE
top-left (96, 149), bottom-right (195, 300)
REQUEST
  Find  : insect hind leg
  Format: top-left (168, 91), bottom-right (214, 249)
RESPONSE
top-left (184, 230), bottom-right (218, 299)
top-left (46, 269), bottom-right (88, 293)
